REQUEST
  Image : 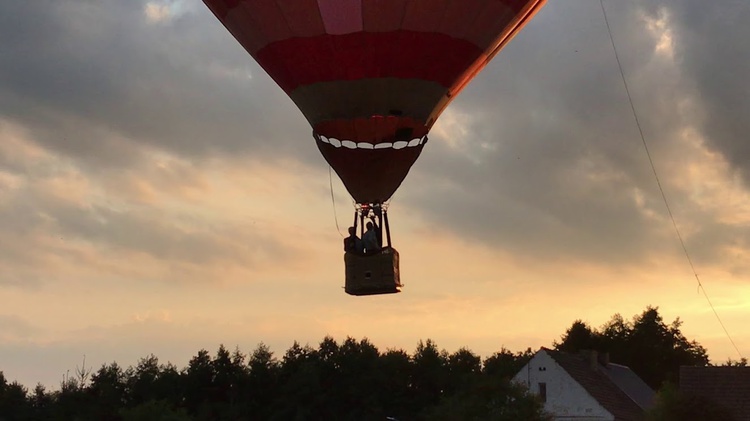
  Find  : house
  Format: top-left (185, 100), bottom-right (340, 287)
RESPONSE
top-left (513, 348), bottom-right (655, 421)
top-left (680, 366), bottom-right (750, 421)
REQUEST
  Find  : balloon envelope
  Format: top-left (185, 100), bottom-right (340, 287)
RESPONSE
top-left (204, 0), bottom-right (546, 204)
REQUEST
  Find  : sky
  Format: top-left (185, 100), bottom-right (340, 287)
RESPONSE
top-left (1, 0), bottom-right (750, 389)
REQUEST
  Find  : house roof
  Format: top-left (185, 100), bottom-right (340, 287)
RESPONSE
top-left (680, 366), bottom-right (750, 421)
top-left (541, 348), bottom-right (653, 421)
top-left (603, 362), bottom-right (656, 411)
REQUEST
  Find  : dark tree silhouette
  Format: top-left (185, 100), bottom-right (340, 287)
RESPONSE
top-left (88, 362), bottom-right (127, 419)
top-left (119, 399), bottom-right (193, 421)
top-left (246, 342), bottom-right (279, 419)
top-left (127, 355), bottom-right (160, 407)
top-left (377, 348), bottom-right (412, 418)
top-left (183, 349), bottom-right (215, 419)
top-left (333, 337), bottom-right (384, 420)
top-left (482, 347), bottom-right (534, 379)
top-left (209, 344), bottom-right (247, 419)
top-left (54, 369), bottom-right (91, 421)
top-left (411, 339), bottom-right (449, 412)
top-left (30, 383), bottom-right (53, 420)
top-left (424, 375), bottom-right (551, 421)
top-left (647, 382), bottom-right (737, 421)
top-left (554, 306), bottom-right (709, 389)
top-left (720, 357), bottom-right (748, 367)
top-left (554, 320), bottom-right (600, 352)
top-left (273, 341), bottom-right (323, 420)
top-left (3, 307), bottom-right (712, 420)
top-left (0, 373), bottom-right (32, 420)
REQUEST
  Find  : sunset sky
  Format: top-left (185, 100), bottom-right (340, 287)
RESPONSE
top-left (2, 0), bottom-right (750, 389)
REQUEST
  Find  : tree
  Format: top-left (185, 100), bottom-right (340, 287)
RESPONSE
top-left (210, 345), bottom-right (248, 419)
top-left (718, 357), bottom-right (748, 367)
top-left (30, 383), bottom-right (53, 420)
top-left (448, 348), bottom-right (481, 378)
top-left (0, 373), bottom-right (32, 421)
top-left (483, 347), bottom-right (534, 379)
top-left (423, 376), bottom-right (551, 421)
top-left (54, 369), bottom-right (92, 421)
top-left (120, 400), bottom-right (193, 421)
top-left (554, 320), bottom-right (599, 352)
top-left (600, 313), bottom-right (629, 350)
top-left (0, 324), bottom-right (715, 420)
top-left (554, 306), bottom-right (709, 389)
top-left (411, 339), bottom-right (449, 412)
top-left (445, 347), bottom-right (481, 396)
top-left (152, 363), bottom-right (183, 409)
top-left (88, 362), bottom-right (127, 419)
top-left (377, 348), bottom-right (412, 419)
top-left (332, 337), bottom-right (384, 420)
top-left (183, 349), bottom-right (215, 419)
top-left (628, 308), bottom-right (708, 387)
top-left (271, 341), bottom-right (323, 420)
top-left (247, 342), bottom-right (279, 419)
top-left (127, 355), bottom-right (161, 406)
top-left (647, 382), bottom-right (736, 421)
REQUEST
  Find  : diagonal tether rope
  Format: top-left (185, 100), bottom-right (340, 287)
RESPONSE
top-left (600, 0), bottom-right (743, 359)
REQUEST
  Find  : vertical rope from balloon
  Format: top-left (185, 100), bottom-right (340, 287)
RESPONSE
top-left (329, 165), bottom-right (345, 238)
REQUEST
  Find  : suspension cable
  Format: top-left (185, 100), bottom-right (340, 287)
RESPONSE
top-left (329, 165), bottom-right (344, 238)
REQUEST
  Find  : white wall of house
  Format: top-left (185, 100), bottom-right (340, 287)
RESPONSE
top-left (513, 350), bottom-right (613, 421)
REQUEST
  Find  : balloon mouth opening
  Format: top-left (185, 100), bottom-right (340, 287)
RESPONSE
top-left (314, 133), bottom-right (428, 150)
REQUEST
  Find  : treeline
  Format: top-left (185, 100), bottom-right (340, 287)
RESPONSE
top-left (0, 306), bottom-right (738, 421)
top-left (0, 339), bottom-right (547, 421)
top-left (554, 306), bottom-right (712, 389)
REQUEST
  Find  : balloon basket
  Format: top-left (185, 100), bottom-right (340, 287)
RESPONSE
top-left (344, 248), bottom-right (401, 296)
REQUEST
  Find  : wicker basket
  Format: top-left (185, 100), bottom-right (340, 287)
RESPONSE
top-left (344, 248), bottom-right (401, 296)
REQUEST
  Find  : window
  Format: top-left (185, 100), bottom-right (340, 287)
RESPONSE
top-left (538, 382), bottom-right (547, 402)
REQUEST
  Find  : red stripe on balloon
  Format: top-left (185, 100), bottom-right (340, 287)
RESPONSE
top-left (255, 31), bottom-right (483, 93)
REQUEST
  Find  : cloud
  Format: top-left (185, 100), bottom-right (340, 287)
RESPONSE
top-left (384, 0), bottom-right (750, 275)
top-left (0, 0), bottom-right (315, 171)
top-left (0, 315), bottom-right (43, 342)
top-left (0, 0), bottom-right (747, 279)
top-left (0, 118), bottom-right (311, 288)
top-left (664, 0), bottom-right (750, 184)
top-left (144, 2), bottom-right (171, 23)
top-left (1, 0), bottom-right (749, 388)
top-left (1, 0), bottom-right (722, 275)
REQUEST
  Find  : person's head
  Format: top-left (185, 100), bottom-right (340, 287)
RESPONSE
top-left (348, 226), bottom-right (356, 236)
top-left (366, 222), bottom-right (373, 230)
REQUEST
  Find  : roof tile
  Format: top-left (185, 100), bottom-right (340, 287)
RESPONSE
top-left (543, 348), bottom-right (650, 421)
top-left (680, 366), bottom-right (750, 421)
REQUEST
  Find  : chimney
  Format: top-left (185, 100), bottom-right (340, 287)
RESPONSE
top-left (590, 350), bottom-right (598, 370)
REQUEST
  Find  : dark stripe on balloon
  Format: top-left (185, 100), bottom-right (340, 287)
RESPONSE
top-left (289, 78), bottom-right (447, 127)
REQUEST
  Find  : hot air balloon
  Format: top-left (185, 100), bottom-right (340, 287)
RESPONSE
top-left (203, 0), bottom-right (546, 295)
